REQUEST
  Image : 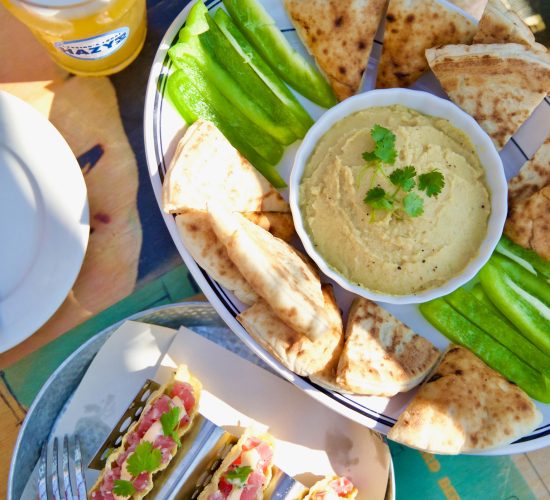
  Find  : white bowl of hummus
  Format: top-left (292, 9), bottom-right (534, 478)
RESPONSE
top-left (290, 89), bottom-right (507, 304)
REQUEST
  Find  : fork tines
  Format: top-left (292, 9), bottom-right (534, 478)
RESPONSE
top-left (38, 435), bottom-right (87, 500)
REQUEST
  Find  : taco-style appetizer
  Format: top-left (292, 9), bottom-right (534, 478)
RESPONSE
top-left (89, 365), bottom-right (202, 499)
top-left (304, 476), bottom-right (358, 499)
top-left (199, 429), bottom-right (275, 500)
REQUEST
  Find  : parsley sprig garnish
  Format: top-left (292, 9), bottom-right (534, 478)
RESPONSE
top-left (161, 406), bottom-right (182, 447)
top-left (113, 479), bottom-right (136, 497)
top-left (225, 466), bottom-right (253, 486)
top-left (360, 125), bottom-right (445, 220)
top-left (126, 441), bottom-right (162, 477)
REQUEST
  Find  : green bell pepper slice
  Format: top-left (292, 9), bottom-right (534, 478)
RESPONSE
top-left (166, 68), bottom-right (286, 187)
top-left (419, 298), bottom-right (550, 402)
top-left (491, 253), bottom-right (550, 307)
top-left (174, 2), bottom-right (301, 145)
top-left (496, 235), bottom-right (550, 280)
top-left (214, 8), bottom-right (313, 133)
top-left (445, 287), bottom-right (550, 376)
top-left (479, 261), bottom-right (550, 356)
top-left (222, 0), bottom-right (337, 108)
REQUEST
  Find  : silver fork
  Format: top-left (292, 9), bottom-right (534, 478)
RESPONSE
top-left (37, 435), bottom-right (87, 500)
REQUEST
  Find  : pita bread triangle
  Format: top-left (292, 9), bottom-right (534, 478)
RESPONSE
top-left (376, 0), bottom-right (477, 89)
top-left (388, 345), bottom-right (542, 454)
top-left (508, 134), bottom-right (550, 205)
top-left (175, 210), bottom-right (258, 305)
top-left (237, 284), bottom-right (343, 376)
top-left (284, 0), bottom-right (387, 100)
top-left (473, 0), bottom-right (545, 50)
top-left (426, 43), bottom-right (550, 149)
top-left (175, 209), bottom-right (295, 306)
top-left (162, 120), bottom-right (288, 214)
top-left (336, 298), bottom-right (440, 396)
top-left (208, 205), bottom-right (331, 341)
top-left (505, 185), bottom-right (550, 261)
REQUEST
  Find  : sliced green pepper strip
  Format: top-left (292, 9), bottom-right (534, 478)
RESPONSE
top-left (200, 16), bottom-right (298, 144)
top-left (479, 262), bottom-right (550, 356)
top-left (170, 36), bottom-right (296, 146)
top-left (214, 8), bottom-right (313, 133)
top-left (419, 299), bottom-right (550, 402)
top-left (445, 288), bottom-right (550, 376)
top-left (222, 0), bottom-right (337, 108)
top-left (166, 69), bottom-right (286, 188)
top-left (174, 3), bottom-right (299, 145)
top-left (471, 283), bottom-right (507, 319)
top-left (496, 235), bottom-right (550, 280)
top-left (491, 254), bottom-right (550, 306)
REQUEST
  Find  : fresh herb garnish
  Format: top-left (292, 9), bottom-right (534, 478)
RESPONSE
top-left (364, 187), bottom-right (393, 212)
top-left (225, 466), bottom-right (253, 486)
top-left (126, 441), bottom-right (162, 477)
top-left (364, 124), bottom-right (397, 165)
top-left (402, 192), bottom-right (424, 217)
top-left (113, 479), bottom-right (136, 497)
top-left (161, 406), bottom-right (182, 447)
top-left (359, 126), bottom-right (445, 220)
top-left (389, 166), bottom-right (416, 192)
top-left (418, 170), bottom-right (445, 197)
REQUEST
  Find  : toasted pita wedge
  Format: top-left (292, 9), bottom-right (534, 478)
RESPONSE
top-left (284, 0), bottom-right (387, 100)
top-left (308, 289), bottom-right (347, 390)
top-left (508, 134), bottom-right (550, 205)
top-left (175, 210), bottom-right (294, 304)
top-left (175, 211), bottom-right (258, 305)
top-left (238, 285), bottom-right (343, 376)
top-left (505, 185), bottom-right (550, 261)
top-left (388, 346), bottom-right (542, 454)
top-left (242, 212), bottom-right (295, 243)
top-left (336, 298), bottom-right (440, 396)
top-left (162, 120), bottom-right (288, 214)
top-left (426, 43), bottom-right (550, 149)
top-left (209, 206), bottom-right (331, 341)
top-left (473, 0), bottom-right (545, 50)
top-left (376, 0), bottom-right (476, 89)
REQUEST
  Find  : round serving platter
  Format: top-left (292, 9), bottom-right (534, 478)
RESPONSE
top-left (143, 0), bottom-right (550, 454)
top-left (8, 302), bottom-right (395, 500)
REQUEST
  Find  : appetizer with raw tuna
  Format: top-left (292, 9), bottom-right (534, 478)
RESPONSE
top-left (89, 365), bottom-right (201, 499)
top-left (199, 429), bottom-right (275, 500)
top-left (304, 475), bottom-right (358, 500)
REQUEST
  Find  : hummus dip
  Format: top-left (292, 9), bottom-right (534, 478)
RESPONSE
top-left (300, 105), bottom-right (491, 296)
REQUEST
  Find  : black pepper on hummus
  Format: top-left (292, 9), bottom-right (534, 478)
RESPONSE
top-left (299, 105), bottom-right (491, 296)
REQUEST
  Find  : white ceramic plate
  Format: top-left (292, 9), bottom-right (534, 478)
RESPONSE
top-left (144, 0), bottom-right (550, 454)
top-left (0, 91), bottom-right (89, 352)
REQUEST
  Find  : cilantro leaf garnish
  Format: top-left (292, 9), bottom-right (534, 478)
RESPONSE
top-left (113, 479), bottom-right (136, 497)
top-left (362, 125), bottom-right (397, 165)
top-left (359, 126), bottom-right (445, 221)
top-left (403, 192), bottom-right (424, 217)
top-left (161, 406), bottom-right (182, 447)
top-left (225, 466), bottom-right (253, 486)
top-left (362, 151), bottom-right (378, 163)
top-left (418, 170), bottom-right (445, 198)
top-left (126, 441), bottom-right (162, 477)
top-left (389, 166), bottom-right (416, 192)
top-left (364, 187), bottom-right (393, 211)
